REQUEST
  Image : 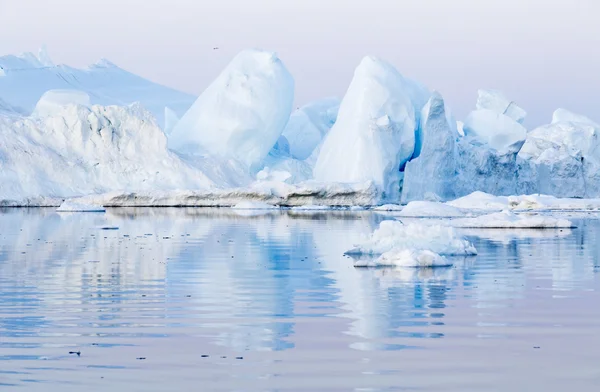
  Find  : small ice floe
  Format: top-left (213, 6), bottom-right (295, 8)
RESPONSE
top-left (450, 210), bottom-right (575, 229)
top-left (231, 201), bottom-right (278, 210)
top-left (290, 205), bottom-right (331, 211)
top-left (56, 200), bottom-right (106, 213)
top-left (397, 201), bottom-right (466, 218)
top-left (354, 249), bottom-right (452, 268)
top-left (373, 204), bottom-right (403, 211)
top-left (346, 220), bottom-right (477, 257)
top-left (446, 191), bottom-right (509, 211)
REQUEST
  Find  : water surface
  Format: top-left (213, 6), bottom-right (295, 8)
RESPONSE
top-left (1, 208), bottom-right (599, 391)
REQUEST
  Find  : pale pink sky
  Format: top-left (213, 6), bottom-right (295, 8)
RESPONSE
top-left (1, 0), bottom-right (598, 125)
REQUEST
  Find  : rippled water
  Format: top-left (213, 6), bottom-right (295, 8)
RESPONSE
top-left (1, 208), bottom-right (600, 391)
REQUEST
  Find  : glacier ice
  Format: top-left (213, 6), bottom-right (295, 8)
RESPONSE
top-left (164, 107), bottom-right (180, 135)
top-left (462, 109), bottom-right (527, 155)
top-left (32, 90), bottom-right (91, 118)
top-left (551, 108), bottom-right (599, 127)
top-left (517, 111), bottom-right (600, 197)
top-left (402, 92), bottom-right (458, 202)
top-left (281, 98), bottom-right (340, 160)
top-left (314, 56), bottom-right (418, 201)
top-left (168, 49), bottom-right (294, 170)
top-left (0, 47), bottom-right (194, 126)
top-left (56, 200), bottom-right (106, 212)
top-left (0, 103), bottom-right (246, 202)
top-left (476, 89), bottom-right (527, 124)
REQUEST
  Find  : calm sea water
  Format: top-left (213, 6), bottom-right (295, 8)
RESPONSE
top-left (1, 208), bottom-right (599, 391)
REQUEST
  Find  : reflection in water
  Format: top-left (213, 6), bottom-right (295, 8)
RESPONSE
top-left (1, 209), bottom-right (600, 389)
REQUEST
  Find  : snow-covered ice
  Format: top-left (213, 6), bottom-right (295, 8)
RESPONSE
top-left (0, 48), bottom-right (194, 125)
top-left (447, 192), bottom-right (510, 211)
top-left (231, 201), bottom-right (278, 210)
top-left (373, 204), bottom-right (403, 211)
top-left (314, 56), bottom-right (419, 201)
top-left (475, 89), bottom-right (527, 124)
top-left (346, 220), bottom-right (477, 257)
top-left (450, 210), bottom-right (574, 229)
top-left (462, 109), bottom-right (527, 155)
top-left (32, 90), bottom-right (90, 118)
top-left (56, 200), bottom-right (106, 212)
top-left (168, 49), bottom-right (294, 170)
top-left (398, 201), bottom-right (465, 217)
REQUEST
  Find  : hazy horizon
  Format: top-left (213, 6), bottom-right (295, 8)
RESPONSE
top-left (1, 0), bottom-right (598, 126)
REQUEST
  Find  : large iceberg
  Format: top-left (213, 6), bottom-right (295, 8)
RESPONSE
top-left (0, 47), bottom-right (195, 126)
top-left (517, 110), bottom-right (600, 197)
top-left (475, 89), bottom-right (527, 124)
top-left (402, 92), bottom-right (458, 202)
top-left (168, 49), bottom-right (294, 170)
top-left (314, 56), bottom-right (419, 201)
top-left (456, 91), bottom-right (527, 196)
top-left (0, 102), bottom-right (250, 202)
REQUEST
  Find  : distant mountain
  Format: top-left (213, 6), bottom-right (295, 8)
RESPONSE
top-left (0, 46), bottom-right (195, 126)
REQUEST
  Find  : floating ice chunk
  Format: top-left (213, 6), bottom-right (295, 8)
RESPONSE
top-left (373, 204), bottom-right (403, 211)
top-left (56, 200), bottom-right (106, 212)
top-left (354, 249), bottom-right (452, 268)
top-left (402, 92), bottom-right (458, 202)
top-left (508, 195), bottom-right (600, 211)
top-left (552, 108), bottom-right (599, 127)
top-left (346, 221), bottom-right (477, 256)
top-left (169, 49), bottom-right (294, 170)
top-left (463, 109), bottom-right (527, 154)
top-left (398, 201), bottom-right (465, 217)
top-left (291, 205), bottom-right (331, 211)
top-left (32, 90), bottom-right (91, 118)
top-left (314, 56), bottom-right (417, 201)
top-left (447, 191), bottom-right (510, 210)
top-left (450, 210), bottom-right (574, 228)
top-left (231, 201), bottom-right (278, 210)
top-left (476, 89), bottom-right (527, 124)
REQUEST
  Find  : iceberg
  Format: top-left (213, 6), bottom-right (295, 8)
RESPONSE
top-left (475, 89), bottom-right (527, 124)
top-left (346, 220), bottom-right (477, 257)
top-left (56, 200), bottom-right (106, 212)
top-left (32, 90), bottom-right (91, 118)
top-left (402, 92), bottom-right (458, 202)
top-left (314, 56), bottom-right (418, 201)
top-left (0, 103), bottom-right (242, 202)
top-left (168, 49), bottom-right (294, 170)
top-left (517, 112), bottom-right (600, 198)
top-left (446, 191), bottom-right (509, 211)
top-left (231, 201), bottom-right (278, 210)
top-left (457, 91), bottom-right (527, 197)
top-left (0, 47), bottom-right (195, 126)
top-left (281, 98), bottom-right (340, 160)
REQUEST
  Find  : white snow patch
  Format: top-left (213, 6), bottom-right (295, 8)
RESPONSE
top-left (56, 200), bottom-right (106, 212)
top-left (231, 201), bottom-right (278, 210)
top-left (399, 201), bottom-right (465, 217)
top-left (374, 204), bottom-right (403, 211)
top-left (450, 210), bottom-right (574, 228)
top-left (447, 192), bottom-right (510, 211)
top-left (32, 90), bottom-right (91, 117)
